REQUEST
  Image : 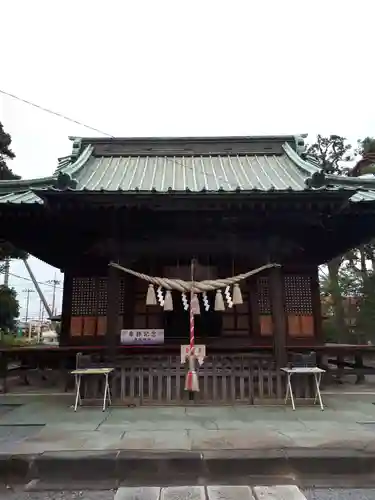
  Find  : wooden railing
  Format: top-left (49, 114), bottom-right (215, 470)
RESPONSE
top-left (81, 355), bottom-right (314, 405)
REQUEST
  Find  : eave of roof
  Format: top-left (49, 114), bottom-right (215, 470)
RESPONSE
top-left (306, 170), bottom-right (375, 202)
top-left (1, 135), bottom-right (375, 205)
top-left (0, 145), bottom-right (93, 195)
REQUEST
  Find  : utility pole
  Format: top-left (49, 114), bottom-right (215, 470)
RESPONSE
top-left (3, 257), bottom-right (10, 286)
top-left (47, 275), bottom-right (61, 316)
top-left (23, 259), bottom-right (53, 318)
top-left (23, 288), bottom-right (34, 322)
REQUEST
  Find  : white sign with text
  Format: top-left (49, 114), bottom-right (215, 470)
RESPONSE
top-left (180, 344), bottom-right (206, 365)
top-left (120, 329), bottom-right (164, 345)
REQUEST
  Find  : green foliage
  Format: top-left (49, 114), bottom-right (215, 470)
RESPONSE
top-left (0, 123), bottom-right (28, 264)
top-left (306, 134), bottom-right (352, 173)
top-left (0, 121), bottom-right (20, 181)
top-left (354, 272), bottom-right (375, 341)
top-left (0, 334), bottom-right (37, 347)
top-left (322, 317), bottom-right (341, 343)
top-left (310, 134), bottom-right (375, 343)
top-left (0, 286), bottom-right (19, 330)
top-left (320, 265), bottom-right (358, 298)
top-left (356, 137), bottom-right (375, 155)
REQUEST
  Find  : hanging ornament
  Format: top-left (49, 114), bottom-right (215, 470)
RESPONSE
top-left (202, 292), bottom-right (210, 311)
top-left (233, 284), bottom-right (243, 305)
top-left (224, 286), bottom-right (233, 308)
top-left (185, 352), bottom-right (199, 392)
top-left (157, 286), bottom-right (164, 307)
top-left (191, 293), bottom-right (200, 315)
top-left (214, 290), bottom-right (225, 311)
top-left (182, 292), bottom-right (189, 311)
top-left (164, 290), bottom-right (173, 311)
top-left (146, 284), bottom-right (157, 306)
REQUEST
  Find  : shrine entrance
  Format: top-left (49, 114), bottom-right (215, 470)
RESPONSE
top-left (163, 290), bottom-right (222, 340)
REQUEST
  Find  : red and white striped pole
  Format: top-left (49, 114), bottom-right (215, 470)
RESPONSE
top-left (185, 259), bottom-right (199, 392)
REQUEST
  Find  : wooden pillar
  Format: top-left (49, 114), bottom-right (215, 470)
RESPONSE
top-left (311, 266), bottom-right (323, 344)
top-left (122, 274), bottom-right (135, 329)
top-left (60, 270), bottom-right (73, 347)
top-left (269, 266), bottom-right (287, 367)
top-left (106, 263), bottom-right (120, 362)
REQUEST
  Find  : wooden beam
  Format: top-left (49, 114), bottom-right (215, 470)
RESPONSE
top-left (269, 267), bottom-right (287, 367)
top-left (106, 263), bottom-right (120, 361)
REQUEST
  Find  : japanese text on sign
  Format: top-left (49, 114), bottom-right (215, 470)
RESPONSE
top-left (120, 329), bottom-right (164, 345)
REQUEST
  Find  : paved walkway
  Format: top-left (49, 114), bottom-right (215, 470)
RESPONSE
top-left (0, 484), bottom-right (337, 500)
top-left (1, 392), bottom-right (375, 454)
top-left (2, 484), bottom-right (353, 500)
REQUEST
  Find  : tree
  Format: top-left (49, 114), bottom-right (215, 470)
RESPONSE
top-left (347, 137), bottom-right (375, 177)
top-left (358, 137), bottom-right (375, 155)
top-left (0, 286), bottom-right (19, 331)
top-left (0, 122), bottom-right (24, 330)
top-left (0, 122), bottom-right (20, 181)
top-left (306, 135), bottom-right (355, 341)
top-left (355, 273), bottom-right (375, 343)
top-left (305, 134), bottom-right (352, 174)
top-left (0, 123), bottom-right (27, 273)
top-left (311, 135), bottom-right (375, 344)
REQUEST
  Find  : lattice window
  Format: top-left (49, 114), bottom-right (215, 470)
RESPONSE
top-left (257, 277), bottom-right (271, 314)
top-left (119, 279), bottom-right (125, 314)
top-left (284, 275), bottom-right (312, 315)
top-left (71, 276), bottom-right (129, 316)
top-left (71, 278), bottom-right (97, 315)
top-left (97, 278), bottom-right (107, 315)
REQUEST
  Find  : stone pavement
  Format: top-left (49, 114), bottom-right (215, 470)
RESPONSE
top-left (2, 392), bottom-right (375, 480)
top-left (0, 484), bottom-right (337, 500)
top-left (1, 392), bottom-right (375, 453)
top-left (5, 485), bottom-right (375, 500)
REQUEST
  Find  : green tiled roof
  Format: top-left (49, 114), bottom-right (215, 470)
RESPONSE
top-left (1, 135), bottom-right (375, 204)
top-left (72, 145), bottom-right (314, 192)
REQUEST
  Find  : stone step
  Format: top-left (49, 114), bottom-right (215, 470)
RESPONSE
top-left (113, 485), bottom-right (307, 500)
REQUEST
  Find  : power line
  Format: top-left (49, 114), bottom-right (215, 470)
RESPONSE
top-left (0, 270), bottom-right (63, 290)
top-left (47, 277), bottom-right (61, 316)
top-left (1, 89), bottom-right (238, 189)
top-left (22, 288), bottom-right (34, 322)
top-left (0, 89), bottom-right (114, 137)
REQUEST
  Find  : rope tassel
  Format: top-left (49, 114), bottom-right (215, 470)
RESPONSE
top-left (191, 293), bottom-right (200, 315)
top-left (214, 289), bottom-right (225, 311)
top-left (146, 284), bottom-right (157, 305)
top-left (233, 284), bottom-right (243, 305)
top-left (185, 351), bottom-right (199, 392)
top-left (164, 290), bottom-right (173, 311)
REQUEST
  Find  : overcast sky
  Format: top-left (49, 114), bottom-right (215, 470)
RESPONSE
top-left (0, 0), bottom-right (374, 319)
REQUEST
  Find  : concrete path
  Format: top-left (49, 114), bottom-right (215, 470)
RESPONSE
top-left (0, 484), bottom-right (335, 500)
top-left (2, 393), bottom-right (375, 481)
top-left (4, 484), bottom-right (375, 500)
top-left (1, 392), bottom-right (375, 454)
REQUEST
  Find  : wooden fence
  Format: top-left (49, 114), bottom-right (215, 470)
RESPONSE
top-left (82, 354), bottom-right (314, 405)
